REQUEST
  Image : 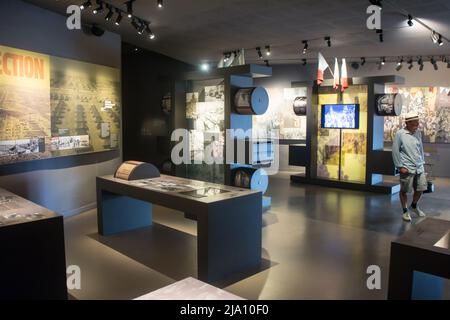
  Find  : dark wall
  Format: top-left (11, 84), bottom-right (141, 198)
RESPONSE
top-left (121, 42), bottom-right (194, 168)
top-left (0, 0), bottom-right (122, 216)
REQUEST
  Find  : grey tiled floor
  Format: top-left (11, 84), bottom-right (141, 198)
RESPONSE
top-left (65, 175), bottom-right (450, 300)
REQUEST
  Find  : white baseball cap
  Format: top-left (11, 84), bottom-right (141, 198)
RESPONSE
top-left (404, 111), bottom-right (419, 122)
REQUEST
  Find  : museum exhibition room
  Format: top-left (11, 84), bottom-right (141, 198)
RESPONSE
top-left (1, 0), bottom-right (450, 303)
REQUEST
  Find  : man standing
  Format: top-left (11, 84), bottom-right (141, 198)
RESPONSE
top-left (392, 111), bottom-right (427, 222)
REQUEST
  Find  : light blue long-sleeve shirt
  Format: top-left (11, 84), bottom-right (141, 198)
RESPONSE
top-left (392, 128), bottom-right (425, 174)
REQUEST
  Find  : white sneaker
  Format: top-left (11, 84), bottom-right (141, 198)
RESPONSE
top-left (402, 212), bottom-right (412, 222)
top-left (411, 206), bottom-right (426, 217)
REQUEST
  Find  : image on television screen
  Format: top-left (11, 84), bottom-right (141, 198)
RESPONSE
top-left (321, 104), bottom-right (360, 129)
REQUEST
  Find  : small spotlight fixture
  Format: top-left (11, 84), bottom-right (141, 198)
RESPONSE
top-left (93, 1), bottom-right (103, 14)
top-left (302, 40), bottom-right (308, 54)
top-left (437, 34), bottom-right (444, 46)
top-left (265, 45), bottom-right (271, 56)
top-left (157, 0), bottom-right (163, 8)
top-left (138, 22), bottom-right (146, 35)
top-left (407, 58), bottom-right (414, 70)
top-left (115, 10), bottom-right (122, 26)
top-left (131, 18), bottom-right (141, 33)
top-left (80, 0), bottom-right (92, 10)
top-left (430, 57), bottom-right (436, 65)
top-left (361, 57), bottom-right (366, 66)
top-left (431, 31), bottom-right (439, 44)
top-left (325, 36), bottom-right (331, 47)
top-left (407, 14), bottom-right (413, 27)
top-left (302, 59), bottom-right (307, 66)
top-left (256, 47), bottom-right (263, 59)
top-left (105, 6), bottom-right (114, 21)
top-left (430, 57), bottom-right (438, 70)
top-left (381, 57), bottom-right (386, 65)
top-left (396, 57), bottom-right (403, 71)
top-left (144, 23), bottom-right (155, 39)
top-left (200, 63), bottom-right (209, 72)
top-left (126, 0), bottom-right (134, 19)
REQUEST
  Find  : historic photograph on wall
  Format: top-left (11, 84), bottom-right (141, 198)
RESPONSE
top-left (0, 45), bottom-right (51, 164)
top-left (384, 86), bottom-right (450, 143)
top-left (0, 44), bottom-right (121, 165)
top-left (253, 87), bottom-right (307, 141)
top-left (50, 56), bottom-right (121, 157)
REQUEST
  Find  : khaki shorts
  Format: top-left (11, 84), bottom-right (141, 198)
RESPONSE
top-left (400, 172), bottom-right (428, 193)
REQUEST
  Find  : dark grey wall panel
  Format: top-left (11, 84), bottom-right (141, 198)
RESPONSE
top-left (121, 43), bottom-right (194, 168)
top-left (0, 0), bottom-right (122, 216)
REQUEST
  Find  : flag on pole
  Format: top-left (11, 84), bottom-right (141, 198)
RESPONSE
top-left (333, 58), bottom-right (340, 90)
top-left (340, 58), bottom-right (349, 92)
top-left (317, 52), bottom-right (330, 85)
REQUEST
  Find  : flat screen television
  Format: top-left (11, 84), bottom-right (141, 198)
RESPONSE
top-left (321, 104), bottom-right (360, 129)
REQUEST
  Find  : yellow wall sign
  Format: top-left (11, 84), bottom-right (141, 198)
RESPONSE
top-left (0, 44), bottom-right (120, 166)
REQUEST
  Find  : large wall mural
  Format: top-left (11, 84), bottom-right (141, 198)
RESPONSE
top-left (0, 44), bottom-right (121, 165)
top-left (384, 86), bottom-right (450, 144)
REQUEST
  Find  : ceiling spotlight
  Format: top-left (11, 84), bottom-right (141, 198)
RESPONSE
top-left (144, 23), bottom-right (155, 39)
top-left (131, 18), bottom-right (141, 32)
top-left (115, 11), bottom-right (122, 26)
top-left (80, 0), bottom-right (92, 10)
top-left (138, 22), bottom-right (146, 35)
top-left (431, 31), bottom-right (439, 44)
top-left (302, 40), bottom-right (308, 54)
top-left (407, 58), bottom-right (413, 70)
top-left (264, 60), bottom-right (270, 67)
top-left (325, 36), bottom-right (331, 47)
top-left (157, 0), bottom-right (163, 8)
top-left (437, 34), bottom-right (444, 46)
top-left (407, 14), bottom-right (413, 27)
top-left (256, 47), bottom-right (263, 59)
top-left (369, 0), bottom-right (382, 9)
top-left (361, 57), bottom-right (366, 66)
top-left (105, 6), bottom-right (114, 21)
top-left (430, 57), bottom-right (439, 70)
top-left (302, 59), bottom-right (307, 66)
top-left (265, 45), bottom-right (271, 56)
top-left (396, 57), bottom-right (403, 71)
top-left (92, 1), bottom-right (103, 14)
top-left (381, 57), bottom-right (386, 65)
top-left (200, 63), bottom-right (209, 71)
top-left (376, 29), bottom-right (383, 42)
top-left (418, 56), bottom-right (423, 66)
top-left (126, 0), bottom-right (134, 18)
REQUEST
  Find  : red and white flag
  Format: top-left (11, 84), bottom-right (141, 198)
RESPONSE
top-left (340, 58), bottom-right (349, 92)
top-left (333, 58), bottom-right (340, 90)
top-left (317, 52), bottom-right (329, 85)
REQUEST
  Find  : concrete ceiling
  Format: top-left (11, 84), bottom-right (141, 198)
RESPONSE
top-left (25, 0), bottom-right (450, 65)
